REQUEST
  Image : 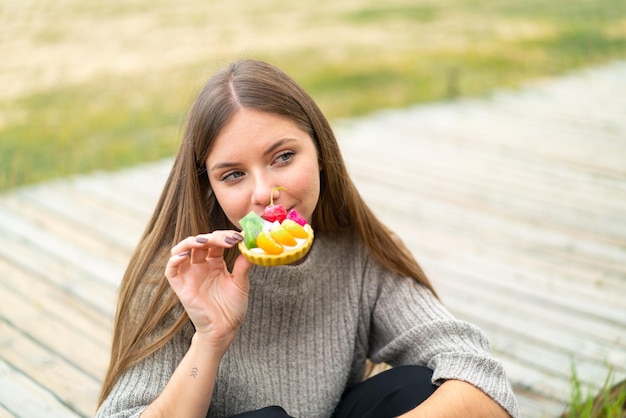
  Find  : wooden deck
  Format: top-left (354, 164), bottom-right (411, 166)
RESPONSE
top-left (1, 60), bottom-right (625, 417)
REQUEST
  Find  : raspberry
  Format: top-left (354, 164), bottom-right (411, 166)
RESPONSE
top-left (263, 205), bottom-right (287, 222)
top-left (262, 187), bottom-right (288, 222)
top-left (286, 209), bottom-right (307, 226)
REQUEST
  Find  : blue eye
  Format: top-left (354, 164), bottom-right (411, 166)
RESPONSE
top-left (221, 171), bottom-right (245, 182)
top-left (275, 151), bottom-right (295, 165)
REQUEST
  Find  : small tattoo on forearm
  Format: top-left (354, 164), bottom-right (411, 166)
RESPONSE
top-left (190, 367), bottom-right (198, 378)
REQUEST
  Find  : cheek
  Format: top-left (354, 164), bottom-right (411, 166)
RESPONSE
top-left (211, 186), bottom-right (247, 227)
top-left (288, 164), bottom-right (321, 220)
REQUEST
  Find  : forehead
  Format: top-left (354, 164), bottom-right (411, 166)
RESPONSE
top-left (208, 109), bottom-right (311, 159)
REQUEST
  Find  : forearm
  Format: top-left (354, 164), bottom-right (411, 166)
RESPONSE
top-left (399, 380), bottom-right (510, 418)
top-left (141, 333), bottom-right (225, 418)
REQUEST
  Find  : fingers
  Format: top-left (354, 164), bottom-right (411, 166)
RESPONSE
top-left (170, 231), bottom-right (243, 260)
top-left (165, 231), bottom-right (243, 278)
top-left (164, 250), bottom-right (193, 282)
top-left (233, 254), bottom-right (253, 274)
top-left (232, 255), bottom-right (253, 288)
top-left (191, 236), bottom-right (210, 264)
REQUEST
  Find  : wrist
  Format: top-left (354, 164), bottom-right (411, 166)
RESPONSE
top-left (191, 331), bottom-right (235, 357)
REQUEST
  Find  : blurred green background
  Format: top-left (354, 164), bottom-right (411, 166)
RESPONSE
top-left (1, 0), bottom-right (625, 190)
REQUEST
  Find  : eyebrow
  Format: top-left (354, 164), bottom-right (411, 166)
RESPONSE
top-left (209, 137), bottom-right (298, 173)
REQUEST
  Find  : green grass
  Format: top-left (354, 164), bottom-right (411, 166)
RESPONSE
top-left (0, 74), bottom-right (188, 188)
top-left (1, 0), bottom-right (626, 190)
top-left (565, 366), bottom-right (626, 418)
top-left (343, 5), bottom-right (438, 23)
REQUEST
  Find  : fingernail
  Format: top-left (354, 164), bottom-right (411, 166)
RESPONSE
top-left (178, 251), bottom-right (190, 257)
top-left (196, 236), bottom-right (208, 243)
top-left (231, 232), bottom-right (243, 242)
top-left (224, 236), bottom-right (237, 245)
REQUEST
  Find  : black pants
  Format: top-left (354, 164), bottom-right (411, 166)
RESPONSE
top-left (230, 365), bottom-right (437, 418)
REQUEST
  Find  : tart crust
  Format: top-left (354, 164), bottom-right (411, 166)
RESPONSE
top-left (238, 224), bottom-right (314, 266)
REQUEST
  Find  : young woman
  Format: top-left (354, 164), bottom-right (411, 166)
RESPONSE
top-left (96, 59), bottom-right (519, 418)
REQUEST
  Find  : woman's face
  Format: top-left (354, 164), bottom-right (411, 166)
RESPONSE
top-left (206, 108), bottom-right (321, 228)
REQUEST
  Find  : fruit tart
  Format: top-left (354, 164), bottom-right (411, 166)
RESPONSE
top-left (238, 187), bottom-right (314, 266)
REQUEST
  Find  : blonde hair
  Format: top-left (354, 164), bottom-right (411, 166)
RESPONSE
top-left (98, 59), bottom-right (437, 406)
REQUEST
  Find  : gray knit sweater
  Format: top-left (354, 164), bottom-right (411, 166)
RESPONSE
top-left (97, 233), bottom-right (519, 418)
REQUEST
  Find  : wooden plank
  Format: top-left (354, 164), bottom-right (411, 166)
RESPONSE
top-left (0, 404), bottom-right (18, 418)
top-left (0, 236), bottom-right (117, 319)
top-left (0, 276), bottom-right (110, 382)
top-left (368, 99), bottom-right (626, 180)
top-left (0, 194), bottom-right (132, 269)
top-left (349, 184), bottom-right (626, 258)
top-left (71, 159), bottom-right (171, 212)
top-left (10, 185), bottom-right (144, 253)
top-left (399, 86), bottom-right (626, 176)
top-left (433, 265), bottom-right (626, 393)
top-left (432, 266), bottom-right (626, 359)
top-left (0, 357), bottom-right (83, 418)
top-left (0, 258), bottom-right (112, 351)
top-left (505, 366), bottom-right (569, 418)
top-left (351, 159), bottom-right (626, 265)
top-left (0, 203), bottom-right (125, 289)
top-left (357, 181), bottom-right (626, 308)
top-left (359, 178), bottom-right (626, 266)
top-left (443, 288), bottom-right (626, 385)
top-left (342, 138), bottom-right (626, 242)
top-left (405, 217), bottom-right (626, 313)
top-left (70, 174), bottom-right (159, 220)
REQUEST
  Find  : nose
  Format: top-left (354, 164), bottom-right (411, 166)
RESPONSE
top-left (250, 176), bottom-right (275, 209)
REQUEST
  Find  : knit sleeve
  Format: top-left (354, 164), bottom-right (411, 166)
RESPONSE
top-left (95, 321), bottom-right (194, 418)
top-left (366, 269), bottom-right (519, 418)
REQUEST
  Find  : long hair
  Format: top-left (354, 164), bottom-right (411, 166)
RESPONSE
top-left (98, 59), bottom-right (437, 406)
